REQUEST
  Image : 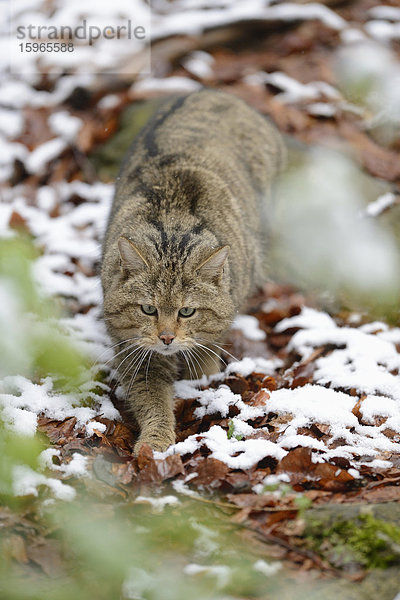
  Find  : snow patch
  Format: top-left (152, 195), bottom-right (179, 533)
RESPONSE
top-left (183, 563), bottom-right (231, 588)
top-left (0, 375), bottom-right (119, 437)
top-left (365, 192), bottom-right (397, 217)
top-left (25, 138), bottom-right (67, 174)
top-left (131, 77), bottom-right (202, 95)
top-left (205, 425), bottom-right (286, 470)
top-left (232, 314), bottom-right (266, 341)
top-left (39, 449), bottom-right (88, 477)
top-left (182, 51), bottom-right (214, 79)
top-left (48, 111), bottom-right (83, 143)
top-left (135, 495), bottom-right (180, 512)
top-left (254, 559), bottom-right (282, 577)
top-left (12, 465), bottom-right (76, 501)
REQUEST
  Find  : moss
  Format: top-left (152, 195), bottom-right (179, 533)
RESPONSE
top-left (306, 513), bottom-right (400, 570)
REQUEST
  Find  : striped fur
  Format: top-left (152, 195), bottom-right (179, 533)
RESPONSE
top-left (101, 89), bottom-right (286, 453)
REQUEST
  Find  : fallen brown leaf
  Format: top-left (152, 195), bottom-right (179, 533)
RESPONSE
top-left (190, 457), bottom-right (229, 488)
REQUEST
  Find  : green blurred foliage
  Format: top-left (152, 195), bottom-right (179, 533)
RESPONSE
top-left (0, 235), bottom-right (89, 384)
top-left (0, 497), bottom-right (290, 600)
top-left (0, 426), bottom-right (46, 502)
top-left (0, 235), bottom-right (90, 503)
top-left (271, 146), bottom-right (400, 323)
top-left (336, 41), bottom-right (400, 148)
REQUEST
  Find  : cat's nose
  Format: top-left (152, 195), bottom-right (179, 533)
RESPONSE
top-left (159, 333), bottom-right (175, 345)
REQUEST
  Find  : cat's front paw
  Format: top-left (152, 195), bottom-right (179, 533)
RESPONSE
top-left (134, 430), bottom-right (176, 456)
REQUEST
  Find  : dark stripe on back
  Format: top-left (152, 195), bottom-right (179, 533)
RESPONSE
top-left (192, 223), bottom-right (205, 235)
top-left (178, 223), bottom-right (206, 258)
top-left (143, 95), bottom-right (188, 157)
top-left (178, 232), bottom-right (191, 254)
top-left (149, 219), bottom-right (168, 253)
top-left (157, 153), bottom-right (186, 169)
top-left (127, 165), bottom-right (144, 182)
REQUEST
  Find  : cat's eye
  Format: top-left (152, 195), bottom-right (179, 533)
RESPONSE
top-left (141, 304), bottom-right (157, 316)
top-left (178, 307), bottom-right (196, 318)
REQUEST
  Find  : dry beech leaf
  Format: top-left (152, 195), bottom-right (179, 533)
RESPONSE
top-left (261, 376), bottom-right (277, 392)
top-left (26, 538), bottom-right (64, 578)
top-left (8, 210), bottom-right (30, 234)
top-left (359, 485), bottom-right (400, 504)
top-left (3, 534), bottom-right (29, 564)
top-left (310, 423), bottom-right (331, 438)
top-left (137, 443), bottom-right (155, 469)
top-left (276, 447), bottom-right (315, 477)
top-left (382, 428), bottom-right (400, 440)
top-left (137, 445), bottom-right (184, 484)
top-left (76, 120), bottom-right (96, 153)
top-left (136, 452), bottom-right (162, 485)
top-left (276, 447), bottom-right (356, 491)
top-left (227, 493), bottom-right (279, 510)
top-left (111, 462), bottom-right (137, 485)
top-left (190, 457), bottom-right (228, 487)
top-left (248, 389), bottom-right (270, 407)
top-left (265, 510), bottom-right (299, 530)
top-left (38, 417), bottom-right (77, 444)
top-left (156, 454), bottom-right (185, 481)
top-left (225, 375), bottom-right (249, 395)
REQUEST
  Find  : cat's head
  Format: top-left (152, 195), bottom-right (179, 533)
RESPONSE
top-left (103, 236), bottom-right (234, 359)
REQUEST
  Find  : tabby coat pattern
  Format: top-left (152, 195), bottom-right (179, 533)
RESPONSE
top-left (101, 90), bottom-right (286, 453)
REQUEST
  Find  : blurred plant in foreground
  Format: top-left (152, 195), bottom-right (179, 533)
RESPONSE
top-left (0, 495), bottom-right (293, 600)
top-left (0, 235), bottom-right (88, 383)
top-left (0, 234), bottom-right (92, 510)
top-left (336, 38), bottom-right (400, 147)
top-left (270, 37), bottom-right (400, 322)
top-left (273, 147), bottom-right (400, 321)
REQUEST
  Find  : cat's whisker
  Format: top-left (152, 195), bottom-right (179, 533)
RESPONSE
top-left (125, 349), bottom-right (148, 389)
top-left (113, 343), bottom-right (144, 373)
top-left (93, 343), bottom-right (142, 383)
top-left (193, 341), bottom-right (227, 368)
top-left (95, 339), bottom-right (144, 372)
top-left (194, 337), bottom-right (238, 362)
top-left (89, 339), bottom-right (130, 370)
top-left (190, 345), bottom-right (224, 379)
top-left (117, 345), bottom-right (147, 383)
top-left (123, 350), bottom-right (147, 398)
top-left (119, 346), bottom-right (149, 383)
top-left (186, 347), bottom-right (205, 379)
top-left (209, 343), bottom-right (237, 363)
top-left (127, 349), bottom-right (151, 398)
top-left (183, 349), bottom-right (198, 381)
top-left (90, 337), bottom-right (143, 371)
top-left (190, 344), bottom-right (224, 376)
top-left (207, 343), bottom-right (237, 362)
top-left (180, 351), bottom-right (191, 379)
top-left (145, 350), bottom-right (153, 392)
top-left (180, 351), bottom-right (194, 382)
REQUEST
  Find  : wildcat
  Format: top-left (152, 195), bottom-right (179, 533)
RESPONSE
top-left (101, 89), bottom-right (286, 454)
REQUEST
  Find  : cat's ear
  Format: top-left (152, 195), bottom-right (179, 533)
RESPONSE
top-left (118, 237), bottom-right (149, 272)
top-left (197, 246), bottom-right (230, 282)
